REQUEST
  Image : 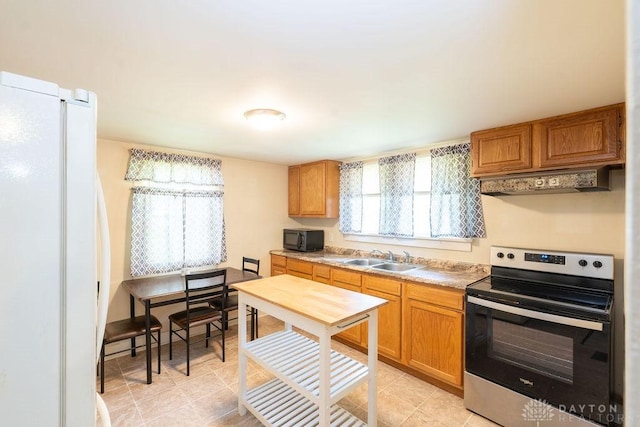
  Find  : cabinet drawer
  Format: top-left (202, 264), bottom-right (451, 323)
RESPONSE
top-left (405, 283), bottom-right (463, 311)
top-left (271, 254), bottom-right (287, 268)
top-left (363, 275), bottom-right (401, 296)
top-left (271, 266), bottom-right (287, 276)
top-left (331, 268), bottom-right (361, 287)
top-left (287, 259), bottom-right (313, 275)
top-left (313, 265), bottom-right (331, 284)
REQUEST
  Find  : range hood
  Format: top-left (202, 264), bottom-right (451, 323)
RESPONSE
top-left (480, 167), bottom-right (611, 196)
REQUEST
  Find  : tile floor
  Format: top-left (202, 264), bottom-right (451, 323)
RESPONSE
top-left (98, 315), bottom-right (498, 427)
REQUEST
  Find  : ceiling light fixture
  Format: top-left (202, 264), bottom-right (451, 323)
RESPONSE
top-left (244, 108), bottom-right (286, 130)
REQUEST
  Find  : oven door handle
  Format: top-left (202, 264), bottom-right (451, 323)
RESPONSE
top-left (467, 296), bottom-right (604, 331)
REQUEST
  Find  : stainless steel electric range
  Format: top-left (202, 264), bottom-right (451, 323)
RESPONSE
top-left (465, 246), bottom-right (618, 426)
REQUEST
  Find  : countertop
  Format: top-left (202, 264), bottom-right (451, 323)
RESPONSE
top-left (270, 248), bottom-right (490, 290)
top-left (233, 274), bottom-right (388, 326)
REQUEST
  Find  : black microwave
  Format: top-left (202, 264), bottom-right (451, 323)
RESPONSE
top-left (283, 228), bottom-right (324, 252)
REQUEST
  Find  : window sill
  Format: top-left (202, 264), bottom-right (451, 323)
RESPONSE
top-left (342, 233), bottom-right (472, 252)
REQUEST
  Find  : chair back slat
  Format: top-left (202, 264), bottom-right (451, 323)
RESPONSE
top-left (242, 257), bottom-right (260, 275)
top-left (184, 269), bottom-right (227, 320)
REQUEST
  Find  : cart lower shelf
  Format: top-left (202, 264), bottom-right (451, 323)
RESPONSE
top-left (245, 330), bottom-right (369, 403)
top-left (244, 378), bottom-right (366, 427)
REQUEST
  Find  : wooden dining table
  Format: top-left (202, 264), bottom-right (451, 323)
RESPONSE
top-left (122, 267), bottom-right (260, 384)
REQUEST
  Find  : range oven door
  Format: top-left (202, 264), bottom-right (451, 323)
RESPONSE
top-left (465, 295), bottom-right (611, 425)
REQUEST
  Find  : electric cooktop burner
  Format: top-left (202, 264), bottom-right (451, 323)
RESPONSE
top-left (466, 246), bottom-right (615, 322)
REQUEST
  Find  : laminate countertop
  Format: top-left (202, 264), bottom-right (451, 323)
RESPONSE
top-left (270, 249), bottom-right (490, 291)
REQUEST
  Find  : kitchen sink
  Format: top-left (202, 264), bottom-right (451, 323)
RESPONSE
top-left (371, 263), bottom-right (420, 272)
top-left (343, 258), bottom-right (384, 266)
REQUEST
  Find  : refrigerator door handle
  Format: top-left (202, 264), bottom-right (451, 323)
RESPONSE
top-left (96, 172), bottom-right (112, 427)
top-left (96, 172), bottom-right (111, 362)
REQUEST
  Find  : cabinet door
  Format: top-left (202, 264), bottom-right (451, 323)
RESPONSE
top-left (362, 276), bottom-right (401, 360)
top-left (299, 162), bottom-right (327, 216)
top-left (331, 269), bottom-right (363, 345)
top-left (403, 298), bottom-right (463, 386)
top-left (362, 288), bottom-right (401, 361)
top-left (471, 124), bottom-right (532, 176)
top-left (271, 255), bottom-right (287, 276)
top-left (536, 105), bottom-right (623, 168)
top-left (288, 166), bottom-right (300, 216)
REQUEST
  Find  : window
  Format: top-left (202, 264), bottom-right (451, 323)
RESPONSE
top-left (339, 143), bottom-right (485, 245)
top-left (125, 149), bottom-right (227, 277)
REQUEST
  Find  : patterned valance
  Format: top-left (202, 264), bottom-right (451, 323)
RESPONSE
top-left (125, 148), bottom-right (223, 187)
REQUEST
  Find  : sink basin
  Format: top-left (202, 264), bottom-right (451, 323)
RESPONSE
top-left (344, 258), bottom-right (384, 266)
top-left (371, 263), bottom-right (420, 272)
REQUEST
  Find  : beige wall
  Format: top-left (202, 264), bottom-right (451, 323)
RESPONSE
top-left (97, 138), bottom-right (297, 326)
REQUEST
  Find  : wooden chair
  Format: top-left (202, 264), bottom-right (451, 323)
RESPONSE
top-left (168, 269), bottom-right (226, 376)
top-left (209, 257), bottom-right (260, 339)
top-left (99, 315), bottom-right (162, 393)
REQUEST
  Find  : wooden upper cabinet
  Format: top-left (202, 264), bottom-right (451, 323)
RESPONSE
top-left (535, 104), bottom-right (624, 168)
top-left (287, 166), bottom-right (300, 216)
top-left (471, 124), bottom-right (532, 175)
top-left (288, 160), bottom-right (340, 218)
top-left (470, 103), bottom-right (625, 177)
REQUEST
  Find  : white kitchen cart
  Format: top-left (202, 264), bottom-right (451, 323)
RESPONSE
top-left (234, 274), bottom-right (388, 427)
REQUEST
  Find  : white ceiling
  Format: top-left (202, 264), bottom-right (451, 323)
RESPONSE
top-left (0, 0), bottom-right (625, 165)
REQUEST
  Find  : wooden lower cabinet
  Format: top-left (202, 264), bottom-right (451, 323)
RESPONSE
top-left (403, 297), bottom-right (464, 386)
top-left (362, 276), bottom-right (402, 361)
top-left (271, 254), bottom-right (287, 276)
top-left (330, 268), bottom-right (363, 345)
top-left (270, 255), bottom-right (466, 389)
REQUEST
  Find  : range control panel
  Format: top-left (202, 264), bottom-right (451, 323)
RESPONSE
top-left (491, 246), bottom-right (614, 280)
top-left (524, 252), bottom-right (566, 265)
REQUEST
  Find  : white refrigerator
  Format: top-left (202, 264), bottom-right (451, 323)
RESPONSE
top-left (0, 72), bottom-right (111, 426)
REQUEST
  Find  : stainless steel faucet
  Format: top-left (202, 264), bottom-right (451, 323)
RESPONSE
top-left (403, 250), bottom-right (411, 263)
top-left (370, 249), bottom-right (384, 258)
top-left (387, 251), bottom-right (394, 261)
